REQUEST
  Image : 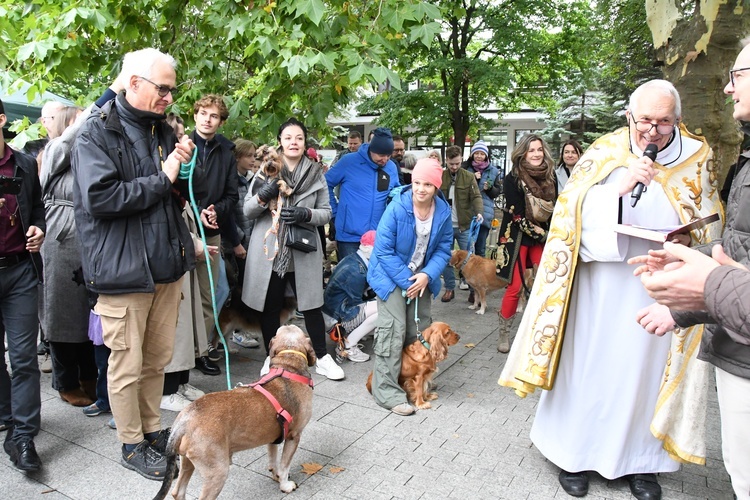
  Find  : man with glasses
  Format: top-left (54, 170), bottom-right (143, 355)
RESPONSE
top-left (71, 48), bottom-right (199, 480)
top-left (632, 39), bottom-right (750, 499)
top-left (391, 135), bottom-right (408, 184)
top-left (500, 79), bottom-right (722, 500)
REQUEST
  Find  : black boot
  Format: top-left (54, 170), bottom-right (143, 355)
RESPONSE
top-left (194, 356), bottom-right (220, 376)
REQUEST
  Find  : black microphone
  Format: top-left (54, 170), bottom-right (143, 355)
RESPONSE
top-left (630, 143), bottom-right (658, 207)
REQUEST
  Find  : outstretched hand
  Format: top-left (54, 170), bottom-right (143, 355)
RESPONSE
top-left (638, 242), bottom-right (745, 310)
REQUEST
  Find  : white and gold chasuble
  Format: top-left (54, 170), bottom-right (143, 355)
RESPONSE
top-left (498, 126), bottom-right (723, 475)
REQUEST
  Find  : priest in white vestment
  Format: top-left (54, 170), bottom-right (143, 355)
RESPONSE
top-left (499, 80), bottom-right (723, 500)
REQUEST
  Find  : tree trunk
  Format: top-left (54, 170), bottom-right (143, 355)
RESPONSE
top-left (647, 0), bottom-right (750, 187)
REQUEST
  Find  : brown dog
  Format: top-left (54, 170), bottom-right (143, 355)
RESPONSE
top-left (255, 144), bottom-right (293, 212)
top-left (450, 249), bottom-right (508, 314)
top-left (153, 325), bottom-right (316, 500)
top-left (366, 322), bottom-right (460, 409)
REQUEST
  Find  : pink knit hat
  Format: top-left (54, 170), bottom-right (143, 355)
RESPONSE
top-left (360, 230), bottom-right (376, 247)
top-left (411, 158), bottom-right (443, 189)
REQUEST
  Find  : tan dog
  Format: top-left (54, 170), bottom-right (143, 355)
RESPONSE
top-left (255, 144), bottom-right (293, 211)
top-left (366, 322), bottom-right (460, 409)
top-left (153, 325), bottom-right (316, 500)
top-left (450, 249), bottom-right (508, 314)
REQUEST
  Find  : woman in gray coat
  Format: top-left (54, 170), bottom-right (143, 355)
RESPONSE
top-left (243, 118), bottom-right (344, 380)
top-left (39, 105), bottom-right (97, 407)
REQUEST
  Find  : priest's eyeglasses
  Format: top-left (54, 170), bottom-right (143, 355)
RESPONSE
top-left (139, 77), bottom-right (179, 98)
top-left (729, 66), bottom-right (750, 87)
top-left (631, 117), bottom-right (675, 136)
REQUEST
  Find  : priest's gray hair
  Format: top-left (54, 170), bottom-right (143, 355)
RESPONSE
top-left (628, 79), bottom-right (682, 122)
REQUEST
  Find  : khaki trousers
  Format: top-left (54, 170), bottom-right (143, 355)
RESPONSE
top-left (196, 234), bottom-right (222, 351)
top-left (371, 289), bottom-right (431, 409)
top-left (95, 279), bottom-right (183, 444)
top-left (715, 367), bottom-right (750, 499)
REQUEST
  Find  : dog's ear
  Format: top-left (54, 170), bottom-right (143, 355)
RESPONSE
top-left (268, 336), bottom-right (278, 359)
top-left (304, 337), bottom-right (316, 367)
top-left (425, 324), bottom-right (449, 363)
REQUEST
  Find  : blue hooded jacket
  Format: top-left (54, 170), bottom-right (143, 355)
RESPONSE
top-left (325, 143), bottom-right (400, 243)
top-left (367, 186), bottom-right (453, 301)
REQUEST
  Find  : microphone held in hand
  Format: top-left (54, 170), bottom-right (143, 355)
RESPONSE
top-left (630, 143), bottom-right (658, 207)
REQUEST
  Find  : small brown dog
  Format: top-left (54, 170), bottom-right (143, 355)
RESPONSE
top-left (366, 322), bottom-right (460, 409)
top-left (450, 249), bottom-right (508, 315)
top-left (153, 325), bottom-right (316, 500)
top-left (255, 144), bottom-right (293, 211)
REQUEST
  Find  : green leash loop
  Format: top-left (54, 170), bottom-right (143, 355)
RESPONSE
top-left (183, 148), bottom-right (232, 390)
top-left (401, 289), bottom-right (430, 350)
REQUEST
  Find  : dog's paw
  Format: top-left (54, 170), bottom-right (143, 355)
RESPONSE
top-left (415, 401), bottom-right (432, 410)
top-left (425, 392), bottom-right (438, 401)
top-left (468, 304), bottom-right (477, 310)
top-left (475, 309), bottom-right (485, 315)
top-left (280, 480), bottom-right (297, 493)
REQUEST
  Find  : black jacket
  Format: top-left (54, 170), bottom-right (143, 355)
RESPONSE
top-left (190, 131), bottom-right (238, 238)
top-left (10, 148), bottom-right (46, 281)
top-left (72, 95), bottom-right (200, 294)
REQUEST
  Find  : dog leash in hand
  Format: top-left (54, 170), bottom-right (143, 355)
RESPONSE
top-left (182, 147), bottom-right (232, 390)
top-left (401, 290), bottom-right (431, 350)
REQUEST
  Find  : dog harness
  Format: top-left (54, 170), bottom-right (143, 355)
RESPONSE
top-left (238, 361), bottom-right (314, 444)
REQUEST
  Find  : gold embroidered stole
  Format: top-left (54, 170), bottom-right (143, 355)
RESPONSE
top-left (498, 125), bottom-right (723, 464)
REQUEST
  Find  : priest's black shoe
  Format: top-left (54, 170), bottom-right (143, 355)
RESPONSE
top-left (625, 474), bottom-right (661, 500)
top-left (8, 437), bottom-right (41, 471)
top-left (194, 356), bottom-right (220, 376)
top-left (558, 470), bottom-right (589, 497)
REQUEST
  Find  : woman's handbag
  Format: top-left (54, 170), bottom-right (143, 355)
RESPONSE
top-left (286, 224), bottom-right (317, 253)
top-left (522, 182), bottom-right (554, 223)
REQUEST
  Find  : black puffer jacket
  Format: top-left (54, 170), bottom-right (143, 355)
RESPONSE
top-left (71, 94), bottom-right (200, 294)
top-left (673, 125), bottom-right (750, 378)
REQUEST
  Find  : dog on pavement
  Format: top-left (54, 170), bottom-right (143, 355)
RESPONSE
top-left (450, 249), bottom-right (509, 315)
top-left (366, 322), bottom-right (460, 410)
top-left (153, 325), bottom-right (316, 500)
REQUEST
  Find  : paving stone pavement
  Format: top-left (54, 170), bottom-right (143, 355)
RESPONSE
top-left (2, 288), bottom-right (734, 499)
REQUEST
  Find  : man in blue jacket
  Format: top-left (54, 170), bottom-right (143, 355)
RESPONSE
top-left (325, 127), bottom-right (400, 261)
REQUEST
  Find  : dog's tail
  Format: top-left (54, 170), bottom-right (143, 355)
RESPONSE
top-left (152, 420), bottom-right (184, 500)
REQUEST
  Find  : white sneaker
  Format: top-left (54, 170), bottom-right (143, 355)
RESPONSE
top-left (315, 354), bottom-right (345, 380)
top-left (178, 383), bottom-right (205, 401)
top-left (233, 331), bottom-right (260, 348)
top-left (336, 344), bottom-right (370, 363)
top-left (160, 393), bottom-right (191, 412)
top-left (40, 353), bottom-right (52, 373)
top-left (260, 356), bottom-right (271, 377)
top-left (459, 280), bottom-right (469, 290)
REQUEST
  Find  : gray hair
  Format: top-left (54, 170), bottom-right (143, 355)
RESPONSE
top-left (628, 79), bottom-right (681, 121)
top-left (119, 48), bottom-right (176, 91)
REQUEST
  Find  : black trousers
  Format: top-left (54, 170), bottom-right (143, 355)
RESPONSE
top-left (163, 370), bottom-right (189, 396)
top-left (49, 340), bottom-right (97, 392)
top-left (258, 271), bottom-right (327, 358)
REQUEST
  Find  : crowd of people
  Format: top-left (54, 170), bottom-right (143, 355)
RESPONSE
top-left (1, 40), bottom-right (749, 500)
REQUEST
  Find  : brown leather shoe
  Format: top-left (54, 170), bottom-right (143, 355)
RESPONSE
top-left (441, 290), bottom-right (455, 302)
top-left (80, 379), bottom-right (97, 402)
top-left (59, 388), bottom-right (94, 407)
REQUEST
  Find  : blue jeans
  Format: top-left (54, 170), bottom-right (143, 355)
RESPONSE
top-left (336, 241), bottom-right (360, 262)
top-left (442, 227), bottom-right (470, 290)
top-left (0, 260), bottom-right (41, 439)
top-left (474, 225), bottom-right (490, 258)
top-left (93, 344), bottom-right (111, 411)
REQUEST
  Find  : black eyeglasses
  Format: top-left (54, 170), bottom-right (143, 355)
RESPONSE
top-left (139, 76), bottom-right (178, 98)
top-left (729, 66), bottom-right (750, 87)
top-left (631, 116), bottom-right (675, 135)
